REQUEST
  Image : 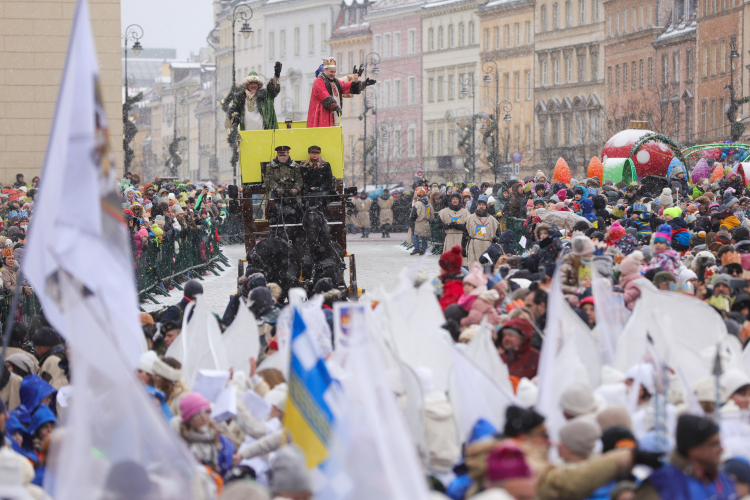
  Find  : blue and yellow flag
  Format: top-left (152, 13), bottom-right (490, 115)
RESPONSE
top-left (284, 308), bottom-right (336, 468)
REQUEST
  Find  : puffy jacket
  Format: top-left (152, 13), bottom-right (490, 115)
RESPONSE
top-left (461, 290), bottom-right (500, 327)
top-left (499, 317), bottom-right (540, 379)
top-left (439, 276), bottom-right (464, 311)
top-left (621, 273), bottom-right (645, 310)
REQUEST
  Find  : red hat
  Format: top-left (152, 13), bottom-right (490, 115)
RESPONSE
top-left (268, 340), bottom-right (278, 351)
top-left (608, 221), bottom-right (625, 242)
top-left (486, 443), bottom-right (532, 482)
top-left (579, 296), bottom-right (595, 307)
top-left (439, 245), bottom-right (463, 272)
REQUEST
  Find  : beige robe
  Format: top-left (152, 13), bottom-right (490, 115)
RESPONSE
top-left (355, 198), bottom-right (372, 228)
top-left (438, 207), bottom-right (470, 261)
top-left (377, 198), bottom-right (394, 225)
top-left (0, 372), bottom-right (22, 411)
top-left (466, 213), bottom-right (499, 265)
top-left (414, 201), bottom-right (434, 237)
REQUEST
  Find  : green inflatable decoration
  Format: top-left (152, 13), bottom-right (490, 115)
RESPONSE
top-left (602, 158), bottom-right (636, 185)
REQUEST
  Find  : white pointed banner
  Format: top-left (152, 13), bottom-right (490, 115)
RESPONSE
top-left (222, 298), bottom-right (261, 375)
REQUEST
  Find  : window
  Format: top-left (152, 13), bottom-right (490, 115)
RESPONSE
top-left (566, 0), bottom-right (572, 26)
top-left (525, 125), bottom-right (531, 152)
top-left (408, 29), bottom-right (416, 54)
top-left (616, 64), bottom-right (620, 92)
top-left (438, 130), bottom-right (444, 155)
top-left (449, 24), bottom-right (455, 48)
top-left (686, 49), bottom-right (693, 80)
top-left (438, 76), bottom-right (444, 100)
top-left (554, 58), bottom-right (560, 84)
top-left (439, 26), bottom-right (444, 49)
top-left (409, 77), bottom-right (416, 104)
top-left (639, 4), bottom-right (644, 28)
top-left (448, 130), bottom-right (454, 154)
top-left (710, 41), bottom-right (717, 76)
top-left (720, 97), bottom-right (726, 135)
top-left (578, 54), bottom-right (585, 81)
top-left (616, 11), bottom-right (620, 34)
top-left (661, 54), bottom-right (668, 84)
top-left (515, 23), bottom-right (520, 46)
top-left (623, 63), bottom-right (628, 90)
top-left (515, 72), bottom-right (521, 101)
top-left (541, 59), bottom-right (548, 85)
top-left (269, 31), bottom-right (275, 59)
top-left (448, 75), bottom-right (455, 99)
top-left (632, 7), bottom-right (636, 29)
top-left (593, 0), bottom-right (599, 21)
top-left (553, 3), bottom-right (559, 29)
top-left (408, 127), bottom-right (416, 157)
top-left (395, 79), bottom-right (401, 106)
top-left (623, 9), bottom-right (628, 32)
top-left (469, 21), bottom-right (475, 44)
top-left (685, 103), bottom-right (692, 140)
top-left (540, 120), bottom-right (547, 147)
top-left (484, 28), bottom-right (490, 50)
top-left (648, 57), bottom-right (653, 86)
top-left (459, 23), bottom-right (465, 46)
top-left (673, 53), bottom-right (680, 82)
top-left (360, 50), bottom-right (365, 64)
top-left (592, 52), bottom-right (598, 80)
top-left (394, 32), bottom-right (401, 57)
top-left (504, 25), bottom-right (510, 47)
top-left (294, 27), bottom-right (300, 57)
top-left (552, 119), bottom-right (560, 146)
top-left (701, 43), bottom-right (708, 78)
top-left (428, 131), bottom-right (435, 156)
top-left (428, 28), bottom-right (434, 51)
top-left (428, 78), bottom-right (435, 102)
top-left (720, 39), bottom-right (726, 74)
top-left (494, 27), bottom-right (500, 49)
top-left (525, 70), bottom-right (532, 99)
top-left (348, 52), bottom-right (355, 75)
top-left (375, 35), bottom-right (382, 55)
top-left (701, 100), bottom-right (707, 134)
top-left (590, 114), bottom-right (599, 143)
top-left (580, 0), bottom-right (585, 23)
top-left (308, 24), bottom-right (314, 55)
top-left (566, 56), bottom-right (573, 82)
top-left (504, 73), bottom-right (510, 100)
top-left (632, 61), bottom-right (636, 89)
top-left (280, 29), bottom-right (286, 58)
top-left (711, 100), bottom-right (716, 138)
top-left (384, 33), bottom-right (391, 58)
top-left (525, 21), bottom-right (531, 43)
top-left (320, 23), bottom-right (327, 53)
top-left (338, 52), bottom-right (344, 71)
top-left (608, 14), bottom-right (613, 36)
top-left (541, 5), bottom-right (548, 31)
top-left (639, 59), bottom-right (644, 87)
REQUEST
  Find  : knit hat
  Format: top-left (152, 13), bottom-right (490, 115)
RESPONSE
top-left (663, 206), bottom-right (682, 219)
top-left (652, 224), bottom-right (672, 244)
top-left (679, 268), bottom-right (697, 284)
top-left (676, 414), bottom-right (719, 457)
top-left (504, 406), bottom-right (545, 437)
top-left (597, 406), bottom-right (632, 432)
top-left (138, 350), bottom-right (159, 375)
top-left (735, 226), bottom-right (750, 242)
top-left (619, 250), bottom-right (644, 276)
top-left (5, 353), bottom-right (34, 376)
top-left (485, 443), bottom-right (533, 482)
top-left (570, 235), bottom-right (596, 256)
top-left (557, 189), bottom-right (567, 201)
top-left (653, 271), bottom-right (676, 287)
top-left (515, 377), bottom-right (539, 408)
top-left (463, 262), bottom-right (486, 288)
top-left (601, 425), bottom-right (637, 453)
top-left (559, 418), bottom-right (601, 458)
top-left (264, 382), bottom-right (288, 412)
top-left (723, 458), bottom-right (750, 485)
top-left (439, 245), bottom-right (463, 273)
top-left (31, 327), bottom-right (60, 347)
top-left (270, 445), bottom-right (312, 496)
top-left (658, 188), bottom-right (673, 207)
top-left (152, 357), bottom-right (181, 382)
top-left (559, 382), bottom-right (598, 417)
top-left (721, 368), bottom-right (750, 402)
top-left (608, 221), bottom-right (626, 241)
top-left (692, 376), bottom-right (719, 403)
top-left (690, 231), bottom-right (707, 247)
top-left (180, 393), bottom-right (211, 423)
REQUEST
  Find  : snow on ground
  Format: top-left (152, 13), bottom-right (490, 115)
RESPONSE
top-left (141, 233), bottom-right (441, 316)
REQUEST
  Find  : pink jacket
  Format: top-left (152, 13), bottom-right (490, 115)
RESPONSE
top-left (621, 273), bottom-right (645, 310)
top-left (461, 290), bottom-right (501, 327)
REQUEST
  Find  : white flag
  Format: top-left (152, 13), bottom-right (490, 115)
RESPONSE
top-left (23, 0), bottom-right (143, 368)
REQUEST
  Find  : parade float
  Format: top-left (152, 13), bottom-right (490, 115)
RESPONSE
top-left (600, 121), bottom-right (684, 179)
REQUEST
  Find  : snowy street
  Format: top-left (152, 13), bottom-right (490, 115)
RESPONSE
top-left (142, 233), bottom-right (441, 315)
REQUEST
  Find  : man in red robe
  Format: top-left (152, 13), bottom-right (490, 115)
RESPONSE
top-left (306, 57), bottom-right (376, 128)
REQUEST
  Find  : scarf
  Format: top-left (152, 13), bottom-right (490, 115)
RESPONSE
top-left (244, 89), bottom-right (257, 113)
top-left (721, 215), bottom-right (741, 230)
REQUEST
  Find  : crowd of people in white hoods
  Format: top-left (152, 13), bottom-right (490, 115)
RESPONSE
top-left (2, 155), bottom-right (750, 500)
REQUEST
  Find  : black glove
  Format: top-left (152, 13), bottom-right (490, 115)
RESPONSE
top-left (461, 247), bottom-right (467, 258)
top-left (363, 78), bottom-right (377, 87)
top-left (333, 105), bottom-right (342, 116)
top-left (274, 61), bottom-right (282, 78)
top-left (633, 450), bottom-right (664, 469)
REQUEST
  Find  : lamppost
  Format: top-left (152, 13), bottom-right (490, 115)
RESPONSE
top-left (725, 34), bottom-right (748, 142)
top-left (483, 61), bottom-right (513, 183)
top-left (358, 52), bottom-right (380, 190)
top-left (206, 32), bottom-right (220, 182)
top-left (123, 25), bottom-right (144, 175)
top-left (281, 97), bottom-right (295, 121)
top-left (229, 3), bottom-right (254, 186)
top-left (381, 126), bottom-right (390, 188)
top-left (460, 76), bottom-right (478, 182)
top-left (168, 88), bottom-right (189, 177)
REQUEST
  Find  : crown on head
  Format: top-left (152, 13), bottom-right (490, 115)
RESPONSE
top-left (323, 57), bottom-right (337, 69)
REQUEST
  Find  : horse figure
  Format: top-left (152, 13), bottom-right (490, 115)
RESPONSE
top-left (246, 237), bottom-right (301, 302)
top-left (301, 207), bottom-right (347, 293)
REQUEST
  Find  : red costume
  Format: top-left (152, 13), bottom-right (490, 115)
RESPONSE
top-left (499, 318), bottom-right (540, 379)
top-left (306, 75), bottom-right (363, 128)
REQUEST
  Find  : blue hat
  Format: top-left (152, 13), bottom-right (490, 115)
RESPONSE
top-left (478, 195), bottom-right (489, 204)
top-left (632, 203), bottom-right (647, 212)
top-left (28, 405), bottom-right (56, 437)
top-left (468, 418), bottom-right (497, 443)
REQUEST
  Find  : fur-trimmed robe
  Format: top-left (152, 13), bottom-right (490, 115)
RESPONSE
top-left (306, 75), bottom-right (363, 128)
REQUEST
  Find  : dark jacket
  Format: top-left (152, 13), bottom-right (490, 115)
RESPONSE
top-left (161, 297), bottom-right (191, 325)
top-left (300, 160), bottom-right (334, 195)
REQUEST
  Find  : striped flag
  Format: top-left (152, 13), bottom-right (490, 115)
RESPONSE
top-left (285, 307), bottom-right (338, 469)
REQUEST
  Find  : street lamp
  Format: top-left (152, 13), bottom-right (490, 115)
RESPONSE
top-left (123, 24), bottom-right (144, 100)
top-left (230, 4), bottom-right (254, 90)
top-left (170, 88), bottom-right (190, 177)
top-left (459, 75), bottom-right (477, 182)
top-left (483, 61), bottom-right (502, 183)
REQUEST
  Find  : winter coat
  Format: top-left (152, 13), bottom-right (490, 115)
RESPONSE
top-left (355, 198), bottom-right (372, 228)
top-left (592, 195), bottom-right (611, 226)
top-left (498, 230), bottom-right (517, 255)
top-left (537, 450), bottom-right (636, 500)
top-left (537, 234), bottom-right (564, 272)
top-left (424, 392), bottom-right (461, 473)
top-left (413, 197), bottom-right (434, 237)
top-left (461, 290), bottom-right (500, 327)
top-left (642, 249), bottom-right (682, 279)
top-left (37, 345), bottom-right (69, 390)
top-left (378, 197), bottom-right (394, 225)
top-left (500, 318), bottom-right (540, 379)
top-left (0, 372), bottom-right (22, 411)
top-left (621, 273), bottom-right (645, 310)
top-left (505, 190), bottom-right (526, 219)
top-left (1, 266), bottom-right (18, 290)
top-left (494, 190), bottom-right (511, 213)
top-left (238, 428), bottom-right (284, 459)
top-left (466, 212), bottom-right (499, 265)
top-left (559, 252), bottom-right (583, 295)
top-left (734, 239), bottom-right (750, 254)
top-left (438, 206), bottom-right (470, 257)
top-left (635, 451), bottom-right (735, 500)
top-left (613, 233), bottom-right (639, 255)
top-left (668, 171), bottom-right (690, 197)
top-left (439, 275), bottom-right (465, 311)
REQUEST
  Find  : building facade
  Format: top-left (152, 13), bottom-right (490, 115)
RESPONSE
top-left (534, 0), bottom-right (606, 178)
top-left (0, 0), bottom-right (123, 183)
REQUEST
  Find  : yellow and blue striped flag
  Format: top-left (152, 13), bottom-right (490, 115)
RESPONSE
top-left (284, 307), bottom-right (337, 469)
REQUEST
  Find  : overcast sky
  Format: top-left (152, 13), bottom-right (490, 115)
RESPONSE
top-left (121, 0), bottom-right (215, 60)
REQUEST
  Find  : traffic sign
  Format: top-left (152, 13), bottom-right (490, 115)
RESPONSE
top-left (512, 151), bottom-right (522, 163)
